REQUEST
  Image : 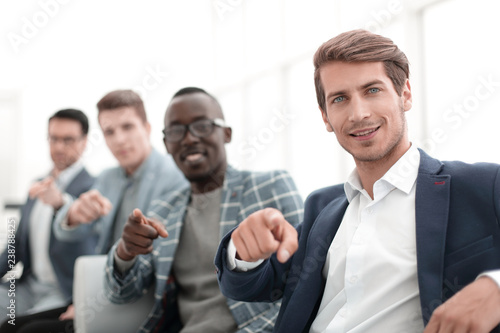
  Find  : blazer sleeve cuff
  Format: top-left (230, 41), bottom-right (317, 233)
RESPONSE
top-left (227, 239), bottom-right (263, 272)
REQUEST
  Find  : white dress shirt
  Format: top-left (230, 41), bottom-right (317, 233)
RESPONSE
top-left (29, 159), bottom-right (84, 285)
top-left (229, 145), bottom-right (500, 331)
top-left (310, 145), bottom-right (423, 332)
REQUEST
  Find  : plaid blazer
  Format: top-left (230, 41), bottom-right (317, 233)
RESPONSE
top-left (104, 166), bottom-right (304, 332)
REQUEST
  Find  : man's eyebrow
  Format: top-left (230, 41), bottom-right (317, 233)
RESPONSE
top-left (326, 89), bottom-right (347, 101)
top-left (166, 116), bottom-right (208, 126)
top-left (326, 79), bottom-right (387, 100)
top-left (360, 79), bottom-right (385, 89)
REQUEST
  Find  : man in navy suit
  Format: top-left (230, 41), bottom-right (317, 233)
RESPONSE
top-left (216, 29), bottom-right (500, 332)
top-left (0, 109), bottom-right (95, 319)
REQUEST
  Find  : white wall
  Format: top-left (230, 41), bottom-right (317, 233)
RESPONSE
top-left (421, 0), bottom-right (500, 163)
top-left (1, 0), bottom-right (499, 215)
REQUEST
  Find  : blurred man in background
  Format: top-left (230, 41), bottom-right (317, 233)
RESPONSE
top-left (3, 90), bottom-right (186, 333)
top-left (0, 109), bottom-right (94, 324)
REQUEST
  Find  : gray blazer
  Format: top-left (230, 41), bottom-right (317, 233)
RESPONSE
top-left (53, 148), bottom-right (187, 254)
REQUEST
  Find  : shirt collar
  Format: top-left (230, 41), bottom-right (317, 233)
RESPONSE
top-left (120, 149), bottom-right (152, 182)
top-left (344, 144), bottom-right (420, 202)
top-left (55, 158), bottom-right (84, 190)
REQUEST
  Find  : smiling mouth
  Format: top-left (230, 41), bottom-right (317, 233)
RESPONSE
top-left (181, 150), bottom-right (206, 163)
top-left (351, 126), bottom-right (379, 137)
top-left (117, 149), bottom-right (129, 156)
top-left (185, 153), bottom-right (204, 162)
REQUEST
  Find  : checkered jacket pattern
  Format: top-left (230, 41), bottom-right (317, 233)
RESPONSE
top-left (104, 166), bottom-right (304, 332)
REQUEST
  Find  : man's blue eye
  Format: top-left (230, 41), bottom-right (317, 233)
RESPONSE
top-left (368, 88), bottom-right (380, 93)
top-left (333, 96), bottom-right (345, 103)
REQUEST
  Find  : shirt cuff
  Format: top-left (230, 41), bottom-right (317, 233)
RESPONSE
top-left (60, 213), bottom-right (78, 230)
top-left (56, 193), bottom-right (72, 211)
top-left (477, 270), bottom-right (500, 289)
top-left (113, 250), bottom-right (137, 274)
top-left (227, 239), bottom-right (263, 272)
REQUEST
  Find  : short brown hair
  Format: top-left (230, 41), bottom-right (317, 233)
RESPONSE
top-left (314, 29), bottom-right (410, 111)
top-left (96, 89), bottom-right (147, 122)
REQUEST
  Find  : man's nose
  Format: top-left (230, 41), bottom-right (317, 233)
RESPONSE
top-left (182, 129), bottom-right (201, 145)
top-left (52, 140), bottom-right (67, 150)
top-left (348, 96), bottom-right (371, 122)
top-left (113, 129), bottom-right (127, 144)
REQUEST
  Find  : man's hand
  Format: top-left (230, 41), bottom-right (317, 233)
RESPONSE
top-left (231, 207), bottom-right (298, 263)
top-left (59, 304), bottom-right (75, 321)
top-left (116, 208), bottom-right (168, 261)
top-left (29, 177), bottom-right (64, 209)
top-left (424, 276), bottom-right (500, 333)
top-left (67, 189), bottom-right (112, 226)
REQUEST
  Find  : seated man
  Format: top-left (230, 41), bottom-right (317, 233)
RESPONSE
top-left (216, 29), bottom-right (500, 333)
top-left (0, 109), bottom-right (94, 321)
top-left (104, 87), bottom-right (304, 332)
top-left (4, 90), bottom-right (187, 333)
top-left (53, 89), bottom-right (186, 254)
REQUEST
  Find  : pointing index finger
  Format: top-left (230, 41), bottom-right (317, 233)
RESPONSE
top-left (146, 218), bottom-right (168, 238)
top-left (262, 208), bottom-right (297, 263)
top-left (131, 209), bottom-right (168, 238)
top-left (132, 208), bottom-right (146, 222)
top-left (263, 208), bottom-right (285, 230)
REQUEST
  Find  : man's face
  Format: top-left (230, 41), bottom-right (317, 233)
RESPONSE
top-left (163, 93), bottom-right (231, 185)
top-left (319, 61), bottom-right (412, 164)
top-left (48, 118), bottom-right (87, 171)
top-left (98, 107), bottom-right (151, 174)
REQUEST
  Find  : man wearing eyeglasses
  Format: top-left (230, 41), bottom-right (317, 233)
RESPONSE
top-left (0, 109), bottom-right (95, 320)
top-left (1, 90), bottom-right (190, 333)
top-left (103, 87), bottom-right (304, 332)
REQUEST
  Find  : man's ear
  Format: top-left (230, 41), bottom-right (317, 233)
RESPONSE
top-left (145, 121), bottom-right (152, 135)
top-left (76, 135), bottom-right (88, 157)
top-left (81, 135), bottom-right (88, 149)
top-left (402, 79), bottom-right (412, 112)
top-left (224, 127), bottom-right (232, 143)
top-left (320, 107), bottom-right (334, 132)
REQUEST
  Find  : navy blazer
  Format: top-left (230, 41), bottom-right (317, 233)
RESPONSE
top-left (216, 149), bottom-right (500, 332)
top-left (0, 168), bottom-right (95, 302)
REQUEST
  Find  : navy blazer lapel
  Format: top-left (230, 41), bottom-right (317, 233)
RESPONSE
top-left (306, 195), bottom-right (349, 266)
top-left (19, 198), bottom-right (36, 239)
top-left (17, 197), bottom-right (36, 271)
top-left (281, 194), bottom-right (348, 331)
top-left (415, 149), bottom-right (451, 324)
top-left (304, 194), bottom-right (348, 295)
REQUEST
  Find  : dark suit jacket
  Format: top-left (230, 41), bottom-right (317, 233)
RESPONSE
top-left (0, 168), bottom-right (96, 302)
top-left (216, 149), bottom-right (500, 332)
